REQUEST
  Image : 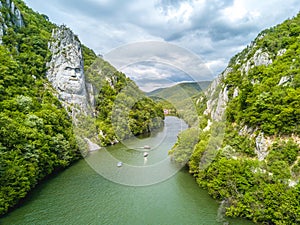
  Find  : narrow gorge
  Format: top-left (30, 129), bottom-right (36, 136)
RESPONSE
top-left (0, 1), bottom-right (299, 224)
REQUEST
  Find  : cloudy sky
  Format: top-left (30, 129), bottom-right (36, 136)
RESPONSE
top-left (24, 0), bottom-right (300, 91)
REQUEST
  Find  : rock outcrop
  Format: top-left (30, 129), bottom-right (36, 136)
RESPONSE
top-left (241, 48), bottom-right (272, 74)
top-left (84, 138), bottom-right (101, 152)
top-left (277, 48), bottom-right (287, 57)
top-left (255, 132), bottom-right (270, 161)
top-left (253, 49), bottom-right (272, 67)
top-left (204, 67), bottom-right (232, 121)
top-left (46, 25), bottom-right (91, 116)
top-left (201, 29), bottom-right (294, 164)
top-left (0, 0), bottom-right (24, 44)
top-left (278, 76), bottom-right (293, 86)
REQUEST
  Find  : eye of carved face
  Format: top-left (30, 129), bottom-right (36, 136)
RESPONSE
top-left (64, 67), bottom-right (81, 74)
top-left (65, 67), bottom-right (73, 71)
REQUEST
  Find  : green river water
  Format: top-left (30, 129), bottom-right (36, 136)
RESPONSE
top-left (1, 117), bottom-right (254, 225)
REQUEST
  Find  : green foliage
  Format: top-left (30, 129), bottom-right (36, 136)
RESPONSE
top-left (82, 56), bottom-right (164, 146)
top-left (190, 12), bottom-right (300, 225)
top-left (196, 155), bottom-right (300, 224)
top-left (197, 158), bottom-right (259, 199)
top-left (225, 14), bottom-right (300, 136)
top-left (169, 127), bottom-right (199, 164)
top-left (84, 57), bottom-right (120, 91)
top-left (188, 130), bottom-right (210, 174)
top-left (267, 140), bottom-right (300, 166)
top-left (223, 126), bottom-right (256, 157)
top-left (81, 45), bottom-right (98, 73)
top-left (208, 107), bottom-right (300, 222)
top-left (129, 97), bottom-right (164, 136)
top-left (0, 1), bottom-right (80, 216)
top-left (226, 182), bottom-right (300, 224)
top-left (147, 82), bottom-right (207, 101)
top-left (148, 82), bottom-right (210, 127)
top-left (149, 97), bottom-right (177, 116)
top-left (292, 160), bottom-right (300, 180)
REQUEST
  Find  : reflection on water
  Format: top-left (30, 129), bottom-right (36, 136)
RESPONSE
top-left (144, 157), bottom-right (148, 165)
top-left (1, 117), bottom-right (253, 225)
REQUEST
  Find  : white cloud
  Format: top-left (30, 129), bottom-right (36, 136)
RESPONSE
top-left (222, 1), bottom-right (250, 22)
top-left (24, 0), bottom-right (300, 90)
top-left (163, 1), bottom-right (193, 24)
top-left (205, 59), bottom-right (227, 74)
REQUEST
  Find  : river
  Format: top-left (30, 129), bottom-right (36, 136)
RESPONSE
top-left (1, 117), bottom-right (253, 225)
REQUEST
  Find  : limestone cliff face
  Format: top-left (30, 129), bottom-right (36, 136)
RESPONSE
top-left (202, 33), bottom-right (296, 162)
top-left (47, 25), bottom-right (91, 117)
top-left (204, 44), bottom-right (274, 123)
top-left (0, 2), bottom-right (93, 117)
top-left (204, 68), bottom-right (231, 121)
top-left (0, 0), bottom-right (24, 44)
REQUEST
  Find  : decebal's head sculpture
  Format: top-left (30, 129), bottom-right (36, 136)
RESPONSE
top-left (47, 25), bottom-right (89, 115)
top-left (55, 60), bottom-right (84, 94)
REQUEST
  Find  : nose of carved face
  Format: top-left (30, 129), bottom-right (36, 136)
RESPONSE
top-left (65, 67), bottom-right (81, 81)
top-left (70, 70), bottom-right (76, 78)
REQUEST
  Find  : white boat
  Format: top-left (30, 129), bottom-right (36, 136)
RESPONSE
top-left (143, 152), bottom-right (149, 157)
top-left (144, 145), bottom-right (151, 149)
top-left (117, 162), bottom-right (123, 167)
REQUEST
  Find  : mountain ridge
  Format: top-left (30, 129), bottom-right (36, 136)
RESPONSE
top-left (146, 81), bottom-right (211, 98)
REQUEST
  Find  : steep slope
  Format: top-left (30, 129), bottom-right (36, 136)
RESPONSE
top-left (46, 25), bottom-right (164, 146)
top-left (0, 0), bottom-right (24, 44)
top-left (186, 13), bottom-right (300, 224)
top-left (0, 0), bottom-right (164, 216)
top-left (80, 48), bottom-right (165, 146)
top-left (0, 0), bottom-right (80, 215)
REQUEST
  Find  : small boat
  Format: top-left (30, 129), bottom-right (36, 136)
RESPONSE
top-left (117, 162), bottom-right (123, 167)
top-left (143, 152), bottom-right (149, 157)
top-left (144, 145), bottom-right (151, 149)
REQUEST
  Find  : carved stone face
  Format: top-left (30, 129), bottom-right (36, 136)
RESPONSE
top-left (56, 61), bottom-right (84, 94)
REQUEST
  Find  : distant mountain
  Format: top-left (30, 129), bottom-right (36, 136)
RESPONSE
top-left (147, 81), bottom-right (211, 101)
top-left (146, 81), bottom-right (211, 127)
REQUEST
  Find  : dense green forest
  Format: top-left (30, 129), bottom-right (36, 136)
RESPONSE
top-left (83, 54), bottom-right (164, 146)
top-left (170, 13), bottom-right (300, 224)
top-left (1, 0), bottom-right (299, 223)
top-left (0, 0), bottom-right (81, 215)
top-left (0, 0), bottom-right (164, 215)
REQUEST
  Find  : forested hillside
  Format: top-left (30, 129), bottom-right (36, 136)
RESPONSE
top-left (0, 0), bottom-right (81, 215)
top-left (83, 53), bottom-right (164, 146)
top-left (171, 12), bottom-right (300, 224)
top-left (0, 0), bottom-right (164, 215)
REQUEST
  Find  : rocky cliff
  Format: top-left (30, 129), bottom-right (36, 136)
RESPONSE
top-left (203, 68), bottom-right (230, 122)
top-left (203, 30), bottom-right (299, 162)
top-left (192, 13), bottom-right (300, 224)
top-left (47, 25), bottom-right (91, 117)
top-left (0, 0), bottom-right (24, 44)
